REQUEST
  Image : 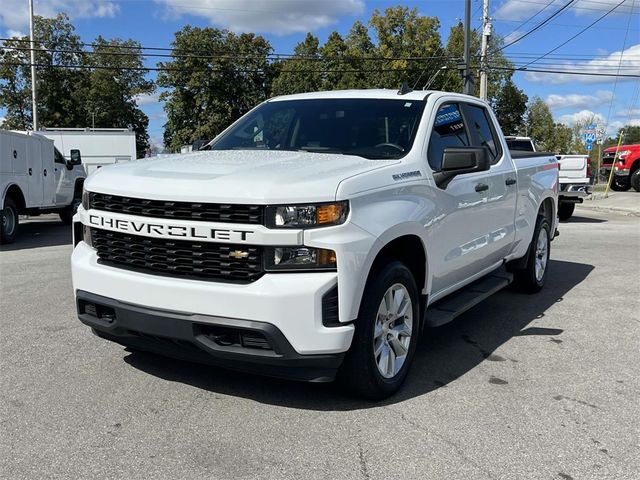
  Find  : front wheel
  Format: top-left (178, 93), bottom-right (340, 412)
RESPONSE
top-left (610, 177), bottom-right (631, 191)
top-left (1, 197), bottom-right (19, 245)
top-left (511, 215), bottom-right (550, 293)
top-left (558, 202), bottom-right (575, 221)
top-left (59, 198), bottom-right (81, 225)
top-left (338, 261), bottom-right (420, 400)
top-left (630, 170), bottom-right (640, 192)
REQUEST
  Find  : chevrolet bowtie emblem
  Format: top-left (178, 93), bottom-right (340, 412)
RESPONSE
top-left (228, 250), bottom-right (249, 259)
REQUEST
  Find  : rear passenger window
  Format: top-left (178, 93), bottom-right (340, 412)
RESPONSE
top-left (464, 104), bottom-right (502, 164)
top-left (427, 103), bottom-right (469, 171)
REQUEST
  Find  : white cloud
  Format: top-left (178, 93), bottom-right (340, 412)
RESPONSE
top-left (494, 0), bottom-right (635, 21)
top-left (546, 90), bottom-right (613, 110)
top-left (0, 0), bottom-right (119, 31)
top-left (0, 116), bottom-right (5, 126)
top-left (615, 108), bottom-right (640, 117)
top-left (608, 118), bottom-right (640, 132)
top-left (155, 0), bottom-right (365, 35)
top-left (134, 92), bottom-right (162, 106)
top-left (6, 29), bottom-right (25, 38)
top-left (524, 43), bottom-right (640, 84)
top-left (557, 109), bottom-right (605, 126)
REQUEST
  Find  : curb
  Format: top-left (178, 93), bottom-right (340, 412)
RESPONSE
top-left (576, 203), bottom-right (640, 217)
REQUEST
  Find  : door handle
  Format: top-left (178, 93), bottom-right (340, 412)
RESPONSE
top-left (505, 177), bottom-right (517, 186)
top-left (475, 183), bottom-right (489, 192)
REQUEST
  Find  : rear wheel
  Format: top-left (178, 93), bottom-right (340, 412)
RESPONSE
top-left (630, 169), bottom-right (640, 192)
top-left (1, 197), bottom-right (19, 245)
top-left (338, 261), bottom-right (419, 400)
top-left (511, 215), bottom-right (550, 293)
top-left (558, 202), bottom-right (575, 221)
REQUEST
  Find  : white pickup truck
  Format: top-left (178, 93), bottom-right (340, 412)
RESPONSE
top-left (506, 136), bottom-right (589, 220)
top-left (71, 90), bottom-right (558, 399)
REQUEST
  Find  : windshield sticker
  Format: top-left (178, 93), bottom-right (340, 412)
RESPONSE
top-left (404, 102), bottom-right (413, 107)
top-left (393, 170), bottom-right (422, 181)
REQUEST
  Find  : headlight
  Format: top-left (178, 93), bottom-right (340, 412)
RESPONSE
top-left (617, 150), bottom-right (631, 158)
top-left (82, 189), bottom-right (90, 210)
top-left (266, 201), bottom-right (348, 228)
top-left (264, 246), bottom-right (336, 271)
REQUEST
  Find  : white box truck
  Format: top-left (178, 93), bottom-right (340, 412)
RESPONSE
top-left (37, 128), bottom-right (137, 174)
top-left (1, 130), bottom-right (86, 244)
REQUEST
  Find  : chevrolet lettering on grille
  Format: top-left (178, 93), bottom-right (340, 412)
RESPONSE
top-left (88, 214), bottom-right (255, 242)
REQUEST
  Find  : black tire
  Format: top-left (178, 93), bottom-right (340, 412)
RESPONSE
top-left (631, 169), bottom-right (640, 192)
top-left (558, 202), bottom-right (575, 221)
top-left (338, 261), bottom-right (420, 400)
top-left (610, 178), bottom-right (631, 191)
top-left (1, 197), bottom-right (19, 245)
top-left (511, 215), bottom-right (550, 293)
top-left (59, 197), bottom-right (81, 225)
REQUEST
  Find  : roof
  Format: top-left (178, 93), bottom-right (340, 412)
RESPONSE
top-left (269, 88), bottom-right (437, 102)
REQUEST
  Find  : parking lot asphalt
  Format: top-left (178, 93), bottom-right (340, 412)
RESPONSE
top-left (1, 209), bottom-right (639, 480)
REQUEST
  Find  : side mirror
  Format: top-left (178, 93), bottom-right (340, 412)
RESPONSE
top-left (68, 149), bottom-right (82, 167)
top-left (433, 146), bottom-right (490, 188)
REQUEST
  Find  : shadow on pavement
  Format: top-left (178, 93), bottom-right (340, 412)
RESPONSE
top-left (0, 218), bottom-right (72, 251)
top-left (123, 259), bottom-right (594, 410)
top-left (562, 215), bottom-right (607, 224)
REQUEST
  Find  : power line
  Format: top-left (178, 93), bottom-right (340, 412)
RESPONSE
top-left (498, 0), bottom-right (556, 43)
top-left (496, 0), bottom-right (577, 52)
top-left (4, 60), bottom-right (639, 79)
top-left (520, 0), bottom-right (628, 69)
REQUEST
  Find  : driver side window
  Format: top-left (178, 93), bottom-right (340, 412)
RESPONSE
top-left (427, 103), bottom-right (469, 171)
top-left (54, 148), bottom-right (66, 164)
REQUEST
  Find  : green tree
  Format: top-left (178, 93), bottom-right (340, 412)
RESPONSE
top-left (492, 79), bottom-right (528, 135)
top-left (0, 14), bottom-right (153, 156)
top-left (0, 13), bottom-right (84, 129)
top-left (80, 36), bottom-right (154, 156)
top-left (158, 26), bottom-right (273, 151)
top-left (525, 96), bottom-right (556, 151)
top-left (368, 6), bottom-right (442, 88)
top-left (271, 33), bottom-right (322, 96)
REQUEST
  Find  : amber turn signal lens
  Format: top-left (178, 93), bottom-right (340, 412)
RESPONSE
top-left (317, 248), bottom-right (337, 266)
top-left (317, 203), bottom-right (345, 225)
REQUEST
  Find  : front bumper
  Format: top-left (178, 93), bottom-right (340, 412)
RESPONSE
top-left (77, 290), bottom-right (344, 382)
top-left (71, 241), bottom-right (354, 376)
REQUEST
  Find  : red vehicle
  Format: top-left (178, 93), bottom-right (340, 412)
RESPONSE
top-left (600, 144), bottom-right (640, 192)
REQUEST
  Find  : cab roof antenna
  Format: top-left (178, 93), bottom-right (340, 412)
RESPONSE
top-left (397, 82), bottom-right (413, 95)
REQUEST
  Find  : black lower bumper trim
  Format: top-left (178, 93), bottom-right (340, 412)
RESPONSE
top-left (76, 290), bottom-right (345, 382)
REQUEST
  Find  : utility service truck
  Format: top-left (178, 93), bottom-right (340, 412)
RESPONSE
top-left (1, 130), bottom-right (85, 244)
top-left (71, 90), bottom-right (558, 399)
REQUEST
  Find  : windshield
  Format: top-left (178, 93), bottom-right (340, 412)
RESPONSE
top-left (209, 98), bottom-right (426, 160)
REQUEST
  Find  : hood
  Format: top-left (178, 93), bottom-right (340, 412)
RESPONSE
top-left (85, 150), bottom-right (397, 204)
top-left (603, 144), bottom-right (639, 153)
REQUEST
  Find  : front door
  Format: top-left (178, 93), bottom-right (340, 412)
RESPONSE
top-left (424, 102), bottom-right (496, 297)
top-left (53, 147), bottom-right (74, 206)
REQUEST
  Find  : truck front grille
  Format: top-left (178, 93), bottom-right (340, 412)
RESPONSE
top-left (91, 228), bottom-right (264, 283)
top-left (89, 192), bottom-right (264, 224)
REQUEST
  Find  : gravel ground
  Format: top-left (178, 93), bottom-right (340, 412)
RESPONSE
top-left (1, 209), bottom-right (639, 480)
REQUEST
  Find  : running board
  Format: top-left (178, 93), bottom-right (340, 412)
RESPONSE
top-left (424, 271), bottom-right (513, 327)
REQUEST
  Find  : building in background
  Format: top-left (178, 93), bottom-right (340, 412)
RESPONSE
top-left (36, 128), bottom-right (137, 174)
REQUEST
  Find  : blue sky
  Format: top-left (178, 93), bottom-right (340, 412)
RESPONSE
top-left (1, 0), bottom-right (638, 147)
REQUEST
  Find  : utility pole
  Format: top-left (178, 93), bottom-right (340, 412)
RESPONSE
top-left (463, 0), bottom-right (473, 95)
top-left (479, 0), bottom-right (491, 100)
top-left (28, 0), bottom-right (38, 131)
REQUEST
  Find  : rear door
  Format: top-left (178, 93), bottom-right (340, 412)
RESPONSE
top-left (461, 102), bottom-right (517, 265)
top-left (23, 135), bottom-right (44, 206)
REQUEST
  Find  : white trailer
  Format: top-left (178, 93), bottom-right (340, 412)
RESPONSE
top-left (1, 130), bottom-right (86, 244)
top-left (37, 128), bottom-right (137, 174)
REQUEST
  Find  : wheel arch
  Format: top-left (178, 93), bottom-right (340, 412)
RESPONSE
top-left (3, 184), bottom-right (27, 214)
